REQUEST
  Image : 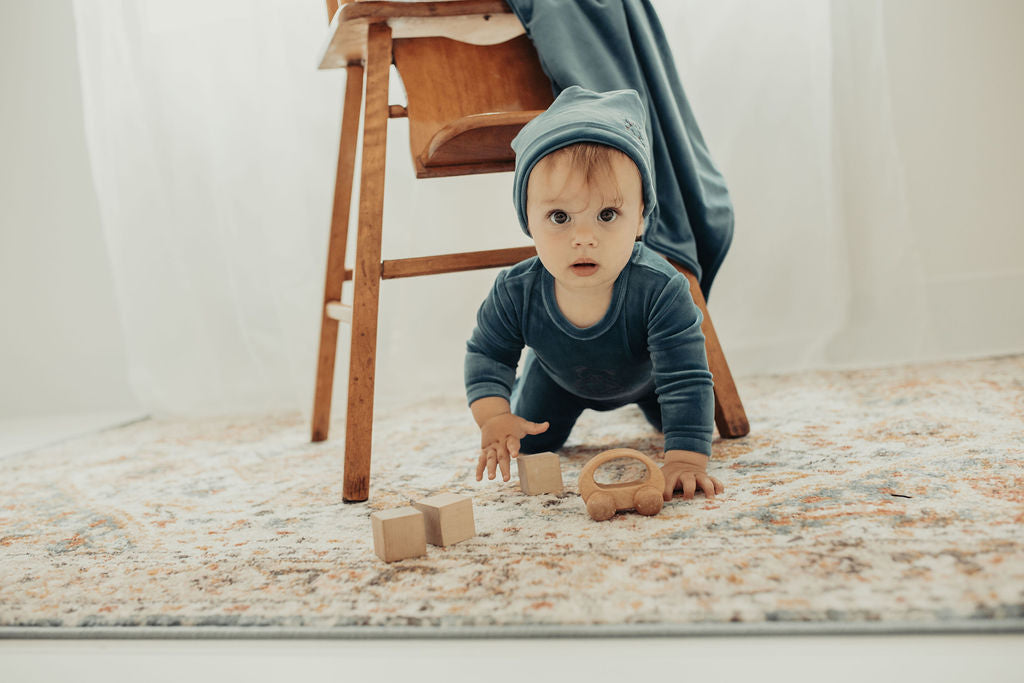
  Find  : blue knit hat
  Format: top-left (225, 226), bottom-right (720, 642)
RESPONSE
top-left (510, 86), bottom-right (656, 236)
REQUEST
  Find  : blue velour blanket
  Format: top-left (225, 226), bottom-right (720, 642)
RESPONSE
top-left (505, 0), bottom-right (734, 300)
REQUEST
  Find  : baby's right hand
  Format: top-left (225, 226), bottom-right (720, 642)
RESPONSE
top-left (476, 414), bottom-right (549, 482)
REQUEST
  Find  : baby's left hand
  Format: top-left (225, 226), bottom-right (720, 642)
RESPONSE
top-left (661, 450), bottom-right (724, 501)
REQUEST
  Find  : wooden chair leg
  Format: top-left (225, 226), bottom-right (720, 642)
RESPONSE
top-left (343, 22), bottom-right (392, 502)
top-left (312, 62), bottom-right (365, 443)
top-left (671, 262), bottom-right (750, 439)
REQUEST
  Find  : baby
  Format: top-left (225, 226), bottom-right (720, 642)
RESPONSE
top-left (464, 86), bottom-right (724, 501)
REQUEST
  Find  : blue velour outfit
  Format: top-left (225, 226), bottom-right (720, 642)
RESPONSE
top-left (464, 87), bottom-right (714, 456)
top-left (505, 0), bottom-right (733, 302)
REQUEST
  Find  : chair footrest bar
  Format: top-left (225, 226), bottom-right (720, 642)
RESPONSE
top-left (341, 246), bottom-right (538, 282)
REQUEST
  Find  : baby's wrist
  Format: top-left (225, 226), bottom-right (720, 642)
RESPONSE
top-left (470, 396), bottom-right (512, 429)
top-left (664, 449), bottom-right (708, 469)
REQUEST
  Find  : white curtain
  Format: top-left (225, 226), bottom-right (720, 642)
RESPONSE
top-left (71, 0), bottom-right (1024, 417)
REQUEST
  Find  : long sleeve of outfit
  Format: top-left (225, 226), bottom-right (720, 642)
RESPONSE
top-left (465, 243), bottom-right (714, 456)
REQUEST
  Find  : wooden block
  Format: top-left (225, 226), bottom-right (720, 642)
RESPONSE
top-left (413, 493), bottom-right (475, 546)
top-left (371, 507), bottom-right (426, 562)
top-left (516, 451), bottom-right (563, 495)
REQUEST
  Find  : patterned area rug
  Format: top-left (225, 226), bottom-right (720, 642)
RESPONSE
top-left (1, 355), bottom-right (1022, 637)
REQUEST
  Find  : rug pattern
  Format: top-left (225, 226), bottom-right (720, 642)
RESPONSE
top-left (1, 355), bottom-right (1022, 631)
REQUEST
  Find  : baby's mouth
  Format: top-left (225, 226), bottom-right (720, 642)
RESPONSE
top-left (571, 259), bottom-right (598, 276)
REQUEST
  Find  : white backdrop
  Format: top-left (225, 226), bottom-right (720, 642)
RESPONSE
top-left (69, 0), bottom-right (1024, 417)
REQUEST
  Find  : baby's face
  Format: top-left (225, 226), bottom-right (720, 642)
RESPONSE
top-left (526, 153), bottom-right (644, 296)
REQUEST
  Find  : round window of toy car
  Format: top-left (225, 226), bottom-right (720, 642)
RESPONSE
top-left (592, 457), bottom-right (650, 485)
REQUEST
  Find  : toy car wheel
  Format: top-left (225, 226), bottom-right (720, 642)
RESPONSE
top-left (585, 491), bottom-right (616, 521)
top-left (633, 484), bottom-right (663, 516)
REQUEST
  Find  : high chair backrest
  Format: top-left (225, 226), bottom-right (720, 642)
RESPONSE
top-left (324, 0), bottom-right (554, 179)
top-left (392, 35), bottom-right (554, 178)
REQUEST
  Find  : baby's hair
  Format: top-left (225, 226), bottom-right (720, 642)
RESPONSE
top-left (545, 142), bottom-right (632, 193)
top-left (541, 143), bottom-right (643, 239)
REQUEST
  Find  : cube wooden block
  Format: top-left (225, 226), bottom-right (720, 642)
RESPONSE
top-left (371, 507), bottom-right (426, 563)
top-left (516, 451), bottom-right (564, 495)
top-left (413, 493), bottom-right (475, 546)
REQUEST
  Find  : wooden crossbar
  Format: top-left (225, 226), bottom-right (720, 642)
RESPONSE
top-left (341, 245), bottom-right (537, 281)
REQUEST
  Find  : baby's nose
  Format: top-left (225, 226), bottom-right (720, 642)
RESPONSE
top-left (572, 224), bottom-right (598, 245)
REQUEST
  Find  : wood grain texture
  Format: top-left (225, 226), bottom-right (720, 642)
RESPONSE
top-left (671, 262), bottom-right (750, 439)
top-left (325, 0), bottom-right (339, 23)
top-left (342, 22), bottom-right (392, 502)
top-left (410, 159), bottom-right (518, 179)
top-left (394, 35), bottom-right (552, 176)
top-left (339, 247), bottom-right (537, 282)
top-left (345, 0), bottom-right (513, 23)
top-left (515, 452), bottom-right (563, 496)
top-left (319, 1), bottom-right (520, 68)
top-left (371, 507), bottom-right (427, 562)
top-left (312, 63), bottom-right (364, 443)
top-left (421, 110), bottom-right (545, 171)
top-left (383, 246), bottom-right (537, 279)
top-left (578, 448), bottom-right (665, 512)
top-left (413, 493), bottom-right (475, 546)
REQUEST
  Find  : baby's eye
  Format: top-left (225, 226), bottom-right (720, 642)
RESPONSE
top-left (548, 210), bottom-right (570, 225)
top-left (598, 208), bottom-right (619, 223)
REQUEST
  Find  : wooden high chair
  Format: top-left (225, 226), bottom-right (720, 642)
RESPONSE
top-left (313, 0), bottom-right (749, 502)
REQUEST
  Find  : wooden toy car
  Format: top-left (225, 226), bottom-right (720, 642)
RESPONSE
top-left (578, 448), bottom-right (666, 521)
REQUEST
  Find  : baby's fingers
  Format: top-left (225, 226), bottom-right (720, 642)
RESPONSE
top-left (476, 448), bottom-right (494, 481)
top-left (506, 436), bottom-right (520, 460)
top-left (486, 447), bottom-right (500, 480)
top-left (681, 473), bottom-right (697, 500)
top-left (521, 420), bottom-right (549, 436)
top-left (498, 448), bottom-right (512, 481)
top-left (697, 474), bottom-right (718, 500)
top-left (662, 469), bottom-right (679, 501)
